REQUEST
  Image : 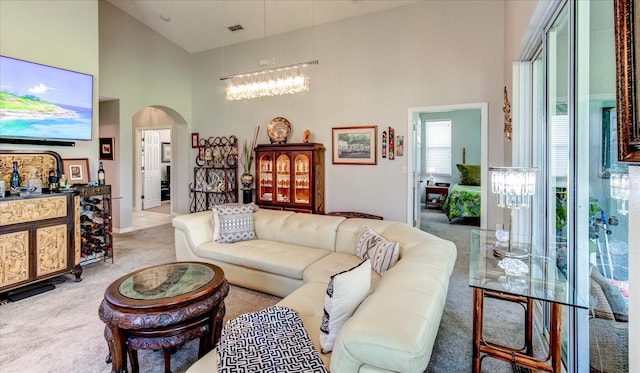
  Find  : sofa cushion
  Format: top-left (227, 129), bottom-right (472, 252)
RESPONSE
top-left (278, 213), bottom-right (346, 251)
top-left (356, 227), bottom-right (399, 276)
top-left (195, 239), bottom-right (330, 280)
top-left (320, 259), bottom-right (371, 353)
top-left (212, 203), bottom-right (258, 243)
top-left (277, 281), bottom-right (332, 368)
top-left (252, 209), bottom-right (295, 241)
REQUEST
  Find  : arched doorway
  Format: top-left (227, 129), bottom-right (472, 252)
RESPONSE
top-left (132, 106), bottom-right (187, 229)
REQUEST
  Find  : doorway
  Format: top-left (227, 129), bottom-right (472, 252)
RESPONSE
top-left (407, 102), bottom-right (488, 231)
top-left (132, 128), bottom-right (172, 231)
top-left (140, 128), bottom-right (171, 212)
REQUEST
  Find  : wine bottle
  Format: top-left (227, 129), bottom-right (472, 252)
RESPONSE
top-left (10, 161), bottom-right (20, 194)
top-left (48, 168), bottom-right (59, 193)
top-left (98, 162), bottom-right (105, 186)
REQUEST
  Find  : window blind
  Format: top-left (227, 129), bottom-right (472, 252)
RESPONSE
top-left (425, 120), bottom-right (452, 175)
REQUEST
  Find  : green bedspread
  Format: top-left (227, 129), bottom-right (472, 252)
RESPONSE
top-left (442, 183), bottom-right (481, 222)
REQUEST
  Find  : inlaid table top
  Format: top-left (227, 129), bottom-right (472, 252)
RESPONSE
top-left (104, 262), bottom-right (223, 311)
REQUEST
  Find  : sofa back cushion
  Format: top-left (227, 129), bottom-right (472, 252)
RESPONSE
top-left (253, 209), bottom-right (295, 241)
top-left (278, 213), bottom-right (346, 252)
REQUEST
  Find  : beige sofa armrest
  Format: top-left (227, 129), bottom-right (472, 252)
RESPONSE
top-left (330, 237), bottom-right (456, 373)
top-left (172, 211), bottom-right (214, 261)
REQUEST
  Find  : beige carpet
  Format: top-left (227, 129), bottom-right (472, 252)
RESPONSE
top-left (0, 223), bottom-right (280, 373)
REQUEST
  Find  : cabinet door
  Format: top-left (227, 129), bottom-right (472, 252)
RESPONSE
top-left (275, 153), bottom-right (291, 203)
top-left (292, 152), bottom-right (311, 206)
top-left (36, 223), bottom-right (68, 277)
top-left (0, 230), bottom-right (29, 288)
top-left (257, 153), bottom-right (274, 203)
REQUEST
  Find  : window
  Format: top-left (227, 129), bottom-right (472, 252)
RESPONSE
top-left (425, 120), bottom-right (451, 175)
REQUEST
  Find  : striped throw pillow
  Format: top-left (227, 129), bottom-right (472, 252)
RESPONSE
top-left (355, 226), bottom-right (399, 276)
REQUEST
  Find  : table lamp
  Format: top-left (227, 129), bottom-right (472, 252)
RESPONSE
top-left (428, 167), bottom-right (436, 185)
top-left (609, 170), bottom-right (629, 216)
top-left (489, 167), bottom-right (538, 258)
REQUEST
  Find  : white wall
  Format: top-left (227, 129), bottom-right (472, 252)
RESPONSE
top-left (98, 0), bottom-right (192, 230)
top-left (191, 0), bottom-right (505, 222)
top-left (0, 0), bottom-right (99, 165)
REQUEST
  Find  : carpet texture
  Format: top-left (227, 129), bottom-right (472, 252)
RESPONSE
top-left (0, 211), bottom-right (536, 372)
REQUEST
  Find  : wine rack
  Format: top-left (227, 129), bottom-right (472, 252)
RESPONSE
top-left (76, 185), bottom-right (113, 265)
top-left (189, 135), bottom-right (238, 212)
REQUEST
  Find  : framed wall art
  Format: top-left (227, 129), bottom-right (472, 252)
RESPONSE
top-left (161, 142), bottom-right (171, 163)
top-left (614, 0), bottom-right (640, 162)
top-left (388, 127), bottom-right (395, 160)
top-left (332, 126), bottom-right (377, 165)
top-left (62, 158), bottom-right (90, 185)
top-left (191, 133), bottom-right (199, 148)
top-left (99, 137), bottom-right (115, 160)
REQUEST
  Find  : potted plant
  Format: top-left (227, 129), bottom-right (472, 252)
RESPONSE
top-left (239, 127), bottom-right (260, 189)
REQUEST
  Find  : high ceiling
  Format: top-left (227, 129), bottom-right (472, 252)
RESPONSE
top-left (106, 0), bottom-right (419, 54)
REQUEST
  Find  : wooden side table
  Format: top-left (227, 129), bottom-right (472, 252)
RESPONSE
top-left (99, 262), bottom-right (228, 373)
top-left (425, 185), bottom-right (449, 209)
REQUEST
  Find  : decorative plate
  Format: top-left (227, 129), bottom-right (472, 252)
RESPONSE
top-left (267, 117), bottom-right (291, 144)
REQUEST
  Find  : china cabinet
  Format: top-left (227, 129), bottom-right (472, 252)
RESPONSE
top-left (189, 136), bottom-right (238, 213)
top-left (255, 143), bottom-right (325, 214)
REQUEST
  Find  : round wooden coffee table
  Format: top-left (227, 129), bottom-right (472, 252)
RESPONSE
top-left (99, 262), bottom-right (228, 373)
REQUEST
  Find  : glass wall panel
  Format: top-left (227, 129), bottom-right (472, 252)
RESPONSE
top-left (576, 1), bottom-right (629, 371)
top-left (545, 5), bottom-right (573, 368)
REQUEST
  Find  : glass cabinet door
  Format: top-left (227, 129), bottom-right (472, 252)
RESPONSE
top-left (258, 154), bottom-right (273, 202)
top-left (293, 154), bottom-right (310, 204)
top-left (275, 154), bottom-right (290, 203)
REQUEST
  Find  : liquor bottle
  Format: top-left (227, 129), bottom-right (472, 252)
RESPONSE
top-left (10, 161), bottom-right (20, 194)
top-left (98, 162), bottom-right (105, 185)
top-left (48, 168), bottom-right (59, 193)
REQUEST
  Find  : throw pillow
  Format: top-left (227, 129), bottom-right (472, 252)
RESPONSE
top-left (212, 203), bottom-right (258, 243)
top-left (355, 226), bottom-right (400, 276)
top-left (457, 164), bottom-right (481, 186)
top-left (319, 259), bottom-right (371, 353)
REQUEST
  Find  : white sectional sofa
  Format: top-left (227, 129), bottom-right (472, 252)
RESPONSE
top-left (172, 208), bottom-right (457, 373)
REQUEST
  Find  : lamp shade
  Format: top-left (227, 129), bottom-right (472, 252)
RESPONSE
top-left (490, 167), bottom-right (538, 209)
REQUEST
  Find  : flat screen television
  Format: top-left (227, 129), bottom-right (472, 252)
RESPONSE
top-left (0, 55), bottom-right (94, 142)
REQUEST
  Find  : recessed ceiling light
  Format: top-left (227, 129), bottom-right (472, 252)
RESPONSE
top-left (159, 14), bottom-right (171, 22)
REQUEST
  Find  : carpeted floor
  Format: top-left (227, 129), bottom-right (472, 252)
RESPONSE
top-left (0, 210), bottom-right (534, 372)
top-left (0, 223), bottom-right (280, 373)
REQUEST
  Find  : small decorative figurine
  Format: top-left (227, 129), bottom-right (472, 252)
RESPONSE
top-left (302, 129), bottom-right (311, 143)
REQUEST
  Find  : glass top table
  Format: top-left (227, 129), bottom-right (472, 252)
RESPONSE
top-left (118, 262), bottom-right (215, 300)
top-left (469, 229), bottom-right (587, 309)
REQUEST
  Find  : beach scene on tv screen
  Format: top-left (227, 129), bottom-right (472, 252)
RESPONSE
top-left (0, 56), bottom-right (93, 141)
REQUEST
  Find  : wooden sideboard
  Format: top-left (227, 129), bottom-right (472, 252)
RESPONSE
top-left (0, 192), bottom-right (82, 293)
top-left (0, 149), bottom-right (83, 295)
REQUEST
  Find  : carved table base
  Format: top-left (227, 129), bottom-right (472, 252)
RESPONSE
top-left (98, 262), bottom-right (228, 373)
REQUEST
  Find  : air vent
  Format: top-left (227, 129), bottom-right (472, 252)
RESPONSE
top-left (228, 25), bottom-right (244, 32)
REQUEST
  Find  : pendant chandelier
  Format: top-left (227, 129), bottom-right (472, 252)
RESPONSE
top-left (222, 60), bottom-right (318, 101)
top-left (221, 0), bottom-right (317, 101)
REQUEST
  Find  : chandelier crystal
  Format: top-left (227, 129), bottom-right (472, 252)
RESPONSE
top-left (223, 60), bottom-right (317, 101)
top-left (490, 167), bottom-right (538, 209)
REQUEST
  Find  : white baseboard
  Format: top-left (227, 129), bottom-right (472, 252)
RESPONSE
top-left (113, 226), bottom-right (134, 234)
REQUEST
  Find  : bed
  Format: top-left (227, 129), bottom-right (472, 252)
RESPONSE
top-left (442, 183), bottom-right (481, 222)
top-left (442, 163), bottom-right (481, 223)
